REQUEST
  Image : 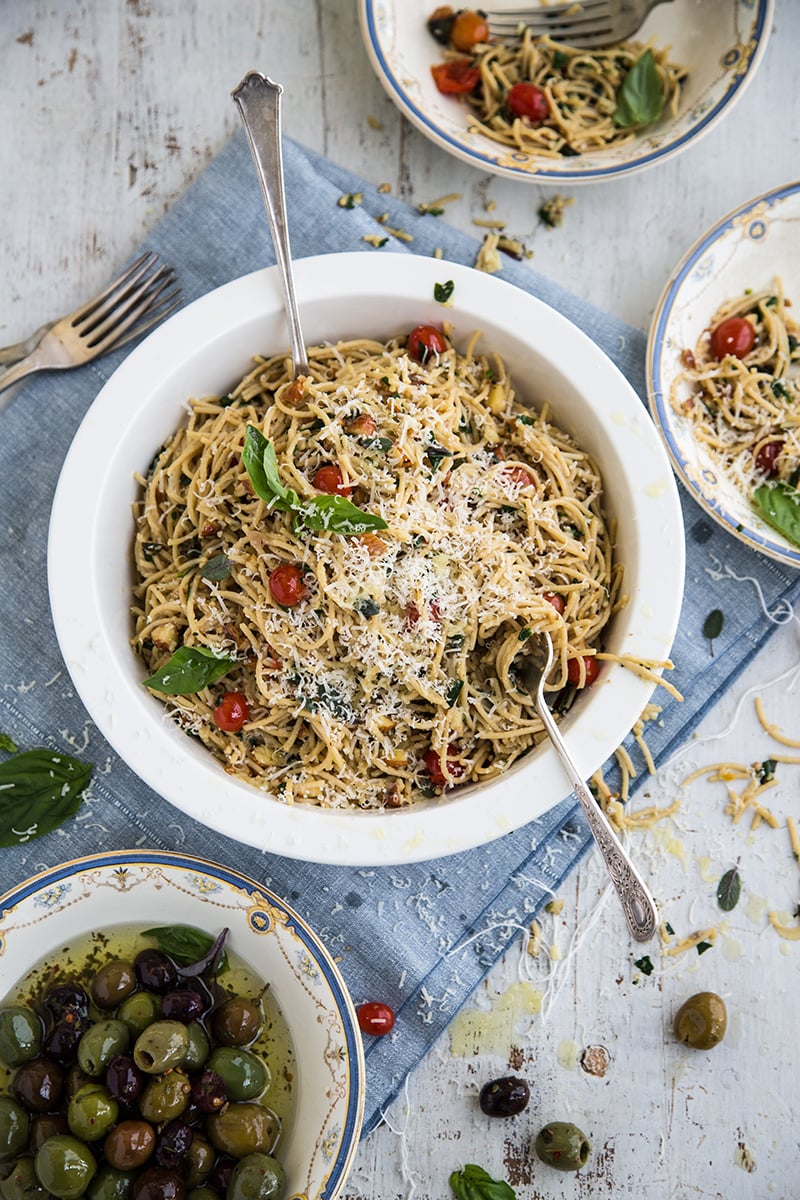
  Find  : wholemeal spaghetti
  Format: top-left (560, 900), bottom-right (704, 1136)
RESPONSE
top-left (132, 332), bottom-right (621, 811)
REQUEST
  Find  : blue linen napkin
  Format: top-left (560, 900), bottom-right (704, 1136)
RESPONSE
top-left (1, 133), bottom-right (798, 1136)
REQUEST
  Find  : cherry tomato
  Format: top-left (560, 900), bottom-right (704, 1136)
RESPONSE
top-left (450, 10), bottom-right (489, 51)
top-left (408, 324), bottom-right (449, 363)
top-left (213, 692), bottom-right (249, 733)
top-left (431, 60), bottom-right (481, 95)
top-left (710, 316), bottom-right (755, 360)
top-left (506, 82), bottom-right (550, 123)
top-left (567, 656), bottom-right (600, 687)
top-left (312, 464), bottom-right (353, 496)
top-left (424, 743), bottom-right (467, 788)
top-left (543, 592), bottom-right (565, 614)
top-left (755, 439), bottom-right (783, 477)
top-left (357, 1002), bottom-right (395, 1037)
top-left (269, 563), bottom-right (308, 607)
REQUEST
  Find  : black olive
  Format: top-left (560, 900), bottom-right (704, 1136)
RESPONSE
top-left (44, 983), bottom-right (90, 1021)
top-left (134, 949), bottom-right (178, 994)
top-left (11, 1056), bottom-right (65, 1112)
top-left (190, 1071), bottom-right (227, 1114)
top-left (44, 1017), bottom-right (88, 1063)
top-left (208, 1154), bottom-right (236, 1194)
top-left (161, 990), bottom-right (204, 1024)
top-left (427, 8), bottom-right (456, 44)
top-left (155, 1118), bottom-right (194, 1169)
top-left (106, 1053), bottom-right (145, 1105)
top-left (478, 1075), bottom-right (530, 1117)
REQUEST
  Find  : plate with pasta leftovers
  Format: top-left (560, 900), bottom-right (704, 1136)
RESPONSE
top-left (49, 252), bottom-right (684, 865)
top-left (648, 180), bottom-right (800, 569)
top-left (358, 0), bottom-right (773, 184)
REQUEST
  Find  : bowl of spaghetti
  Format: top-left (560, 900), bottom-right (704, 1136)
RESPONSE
top-left (358, 0), bottom-right (772, 184)
top-left (49, 252), bottom-right (684, 865)
top-left (648, 180), bottom-right (800, 568)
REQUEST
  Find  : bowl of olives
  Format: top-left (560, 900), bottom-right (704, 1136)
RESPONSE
top-left (0, 851), bottom-right (365, 1200)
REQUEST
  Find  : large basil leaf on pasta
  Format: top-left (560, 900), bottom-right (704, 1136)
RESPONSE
top-left (243, 425), bottom-right (296, 510)
top-left (143, 645), bottom-right (237, 695)
top-left (0, 749), bottom-right (92, 846)
top-left (613, 50), bottom-right (664, 128)
top-left (752, 481), bottom-right (800, 547)
top-left (294, 494), bottom-right (388, 534)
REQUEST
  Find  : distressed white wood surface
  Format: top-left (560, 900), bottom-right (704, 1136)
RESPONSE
top-left (2, 1), bottom-right (799, 1195)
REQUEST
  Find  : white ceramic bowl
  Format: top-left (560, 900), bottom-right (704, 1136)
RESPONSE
top-left (49, 252), bottom-right (684, 865)
top-left (647, 180), bottom-right (800, 569)
top-left (0, 850), bottom-right (364, 1200)
top-left (358, 0), bottom-right (773, 185)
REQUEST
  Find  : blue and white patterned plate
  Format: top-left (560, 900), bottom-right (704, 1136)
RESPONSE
top-left (0, 852), bottom-right (365, 1200)
top-left (647, 180), bottom-right (800, 570)
top-left (358, 0), bottom-right (773, 185)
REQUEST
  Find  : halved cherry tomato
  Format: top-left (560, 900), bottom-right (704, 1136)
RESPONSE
top-left (213, 692), bottom-right (249, 733)
top-left (269, 563), bottom-right (308, 607)
top-left (431, 59), bottom-right (480, 95)
top-left (506, 82), bottom-right (550, 123)
top-left (543, 592), bottom-right (565, 614)
top-left (357, 1001), bottom-right (395, 1036)
top-left (408, 324), bottom-right (449, 364)
top-left (567, 656), bottom-right (600, 687)
top-left (424, 743), bottom-right (467, 788)
top-left (312, 464), bottom-right (353, 496)
top-left (755, 439), bottom-right (783, 477)
top-left (451, 9), bottom-right (489, 51)
top-left (710, 316), bottom-right (755, 360)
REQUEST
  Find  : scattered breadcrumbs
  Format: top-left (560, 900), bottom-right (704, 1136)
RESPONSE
top-left (367, 114), bottom-right (383, 130)
top-left (474, 233), bottom-right (502, 274)
top-left (544, 898), bottom-right (564, 915)
top-left (664, 927), bottom-right (717, 957)
top-left (377, 182), bottom-right (392, 193)
top-left (527, 920), bottom-right (542, 957)
top-left (337, 192), bottom-right (363, 209)
top-left (433, 247), bottom-right (443, 259)
top-left (538, 194), bottom-right (576, 229)
top-left (472, 217), bottom-right (507, 230)
top-left (374, 215), bottom-right (413, 243)
top-left (362, 234), bottom-right (388, 249)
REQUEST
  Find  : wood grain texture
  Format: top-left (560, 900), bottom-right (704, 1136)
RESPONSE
top-left (1, 1), bottom-right (799, 1194)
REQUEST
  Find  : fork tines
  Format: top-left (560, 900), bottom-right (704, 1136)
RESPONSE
top-left (487, 0), bottom-right (614, 44)
top-left (70, 251), bottom-right (181, 353)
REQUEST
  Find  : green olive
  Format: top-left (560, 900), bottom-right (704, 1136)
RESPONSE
top-left (85, 1167), bottom-right (136, 1200)
top-left (138, 1072), bottom-right (191, 1124)
top-left (227, 1154), bottom-right (285, 1200)
top-left (133, 1023), bottom-right (189, 1075)
top-left (0, 1009), bottom-right (42, 1068)
top-left (206, 1103), bottom-right (278, 1159)
top-left (91, 963), bottom-right (137, 1012)
top-left (0, 1157), bottom-right (53, 1200)
top-left (77, 1022), bottom-right (130, 1078)
top-left (534, 1121), bottom-right (591, 1172)
top-left (183, 1139), bottom-right (214, 1189)
top-left (183, 1024), bottom-right (209, 1073)
top-left (210, 999), bottom-right (262, 1048)
top-left (674, 991), bottom-right (727, 1050)
top-left (117, 995), bottom-right (161, 1040)
top-left (34, 1136), bottom-right (97, 1200)
top-left (0, 1099), bottom-right (29, 1165)
top-left (67, 1084), bottom-right (119, 1143)
top-left (207, 1049), bottom-right (268, 1102)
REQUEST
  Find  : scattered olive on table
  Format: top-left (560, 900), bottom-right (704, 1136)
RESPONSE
top-left (673, 991), bottom-right (728, 1050)
top-left (534, 1121), bottom-right (591, 1172)
top-left (478, 1076), bottom-right (530, 1118)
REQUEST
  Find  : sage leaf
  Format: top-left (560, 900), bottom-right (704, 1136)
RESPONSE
top-left (143, 645), bottom-right (236, 695)
top-left (717, 866), bottom-right (741, 912)
top-left (200, 554), bottom-right (232, 582)
top-left (434, 279), bottom-right (455, 305)
top-left (702, 609), bottom-right (724, 640)
top-left (449, 1165), bottom-right (517, 1200)
top-left (0, 749), bottom-right (92, 847)
top-left (142, 925), bottom-right (229, 974)
top-left (613, 49), bottom-right (664, 128)
top-left (752, 481), bottom-right (800, 547)
top-left (0, 731), bottom-right (19, 754)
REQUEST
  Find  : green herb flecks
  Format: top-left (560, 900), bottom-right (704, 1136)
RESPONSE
top-left (0, 731), bottom-right (19, 754)
top-left (449, 1165), bottom-right (517, 1200)
top-left (518, 627), bottom-right (533, 641)
top-left (143, 645), bottom-right (236, 695)
top-left (354, 597), bottom-right (380, 618)
top-left (142, 925), bottom-right (229, 974)
top-left (0, 749), bottom-right (93, 846)
top-left (613, 49), bottom-right (664, 128)
top-left (770, 379), bottom-right (792, 402)
top-left (200, 553), bottom-right (232, 582)
top-left (696, 940), bottom-right (713, 955)
top-left (702, 608), bottom-right (724, 655)
top-left (758, 758), bottom-right (777, 784)
top-left (752, 481), bottom-right (800, 548)
top-left (634, 955), bottom-right (654, 976)
top-left (717, 865), bottom-right (741, 912)
top-left (434, 280), bottom-right (455, 305)
top-left (243, 426), bottom-right (388, 536)
top-left (446, 679), bottom-right (464, 708)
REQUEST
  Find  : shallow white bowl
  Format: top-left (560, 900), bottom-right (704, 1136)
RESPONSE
top-left (358, 0), bottom-right (772, 185)
top-left (0, 851), bottom-right (364, 1200)
top-left (49, 252), bottom-right (684, 865)
top-left (647, 180), bottom-right (800, 569)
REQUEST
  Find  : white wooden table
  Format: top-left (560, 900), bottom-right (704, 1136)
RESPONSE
top-left (2, 2), bottom-right (799, 1195)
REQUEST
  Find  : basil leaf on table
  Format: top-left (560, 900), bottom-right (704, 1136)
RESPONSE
top-left (142, 924), bottom-right (229, 973)
top-left (752, 481), bottom-right (800, 547)
top-left (449, 1165), bottom-right (517, 1200)
top-left (243, 424), bottom-right (388, 535)
top-left (717, 866), bottom-right (741, 912)
top-left (143, 645), bottom-right (237, 695)
top-left (0, 749), bottom-right (93, 846)
top-left (613, 50), bottom-right (664, 128)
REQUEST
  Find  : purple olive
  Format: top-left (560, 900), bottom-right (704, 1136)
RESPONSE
top-left (161, 990), bottom-right (204, 1024)
top-left (43, 1019), bottom-right (87, 1064)
top-left (134, 950), bottom-right (178, 994)
top-left (155, 1119), bottom-right (194, 1169)
top-left (479, 1075), bottom-right (530, 1118)
top-left (132, 1166), bottom-right (184, 1200)
top-left (106, 1054), bottom-right (145, 1106)
top-left (44, 983), bottom-right (90, 1021)
top-left (208, 1155), bottom-right (236, 1194)
top-left (191, 1071), bottom-right (227, 1114)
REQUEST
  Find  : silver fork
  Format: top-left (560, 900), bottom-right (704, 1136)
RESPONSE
top-left (0, 252), bottom-right (180, 395)
top-left (515, 630), bottom-right (658, 942)
top-left (485, 0), bottom-right (672, 49)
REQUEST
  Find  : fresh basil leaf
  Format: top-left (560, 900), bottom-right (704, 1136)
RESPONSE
top-left (613, 50), bottom-right (664, 128)
top-left (758, 757), bottom-right (777, 784)
top-left (243, 425), bottom-right (294, 510)
top-left (696, 940), bottom-right (713, 955)
top-left (143, 645), bottom-right (236, 695)
top-left (434, 280), bottom-right (455, 305)
top-left (752, 481), bottom-right (800, 547)
top-left (0, 731), bottom-right (19, 754)
top-left (450, 1165), bottom-right (516, 1200)
top-left (702, 609), bottom-right (724, 640)
top-left (446, 679), bottom-right (464, 708)
top-left (359, 436), bottom-right (394, 453)
top-left (294, 494), bottom-right (388, 535)
top-left (0, 749), bottom-right (92, 846)
top-left (200, 553), bottom-right (232, 582)
top-left (634, 954), bottom-right (654, 976)
top-left (142, 925), bottom-right (229, 974)
top-left (716, 866), bottom-right (741, 912)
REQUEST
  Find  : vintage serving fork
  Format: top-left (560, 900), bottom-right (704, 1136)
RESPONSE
top-left (486, 0), bottom-right (673, 49)
top-left (515, 630), bottom-right (658, 942)
top-left (0, 252), bottom-right (180, 395)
